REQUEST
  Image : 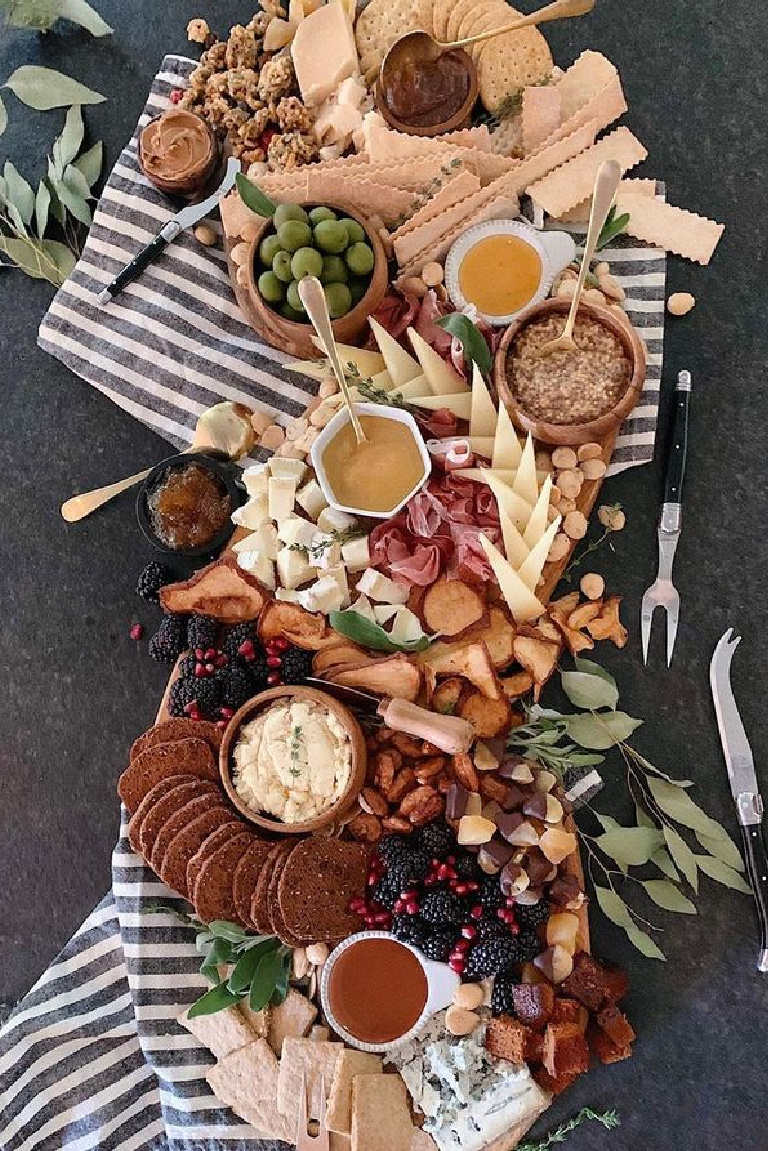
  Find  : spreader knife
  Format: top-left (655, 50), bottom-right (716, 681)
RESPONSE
top-left (97, 155), bottom-right (239, 305)
top-left (710, 629), bottom-right (768, 972)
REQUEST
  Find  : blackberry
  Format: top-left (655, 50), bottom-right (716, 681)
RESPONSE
top-left (418, 821), bottom-right (456, 859)
top-left (479, 875), bottom-right (505, 912)
top-left (246, 653), bottom-right (270, 692)
top-left (176, 651), bottom-right (200, 680)
top-left (223, 623), bottom-right (258, 660)
top-left (377, 835), bottom-right (412, 867)
top-left (280, 645), bottom-right (314, 685)
top-left (464, 936), bottom-right (522, 979)
top-left (371, 874), bottom-right (405, 910)
top-left (515, 901), bottom-right (551, 931)
top-left (392, 915), bottom-right (427, 945)
top-left (148, 615), bottom-right (187, 662)
top-left (136, 561), bottom-right (171, 603)
top-left (491, 972), bottom-right (519, 1016)
top-left (168, 675), bottom-right (221, 719)
top-left (476, 918), bottom-right (508, 942)
top-left (217, 665), bottom-right (253, 711)
top-left (388, 848), bottom-right (430, 886)
top-left (455, 854), bottom-right (481, 881)
top-left (515, 930), bottom-right (543, 964)
top-left (168, 677), bottom-right (199, 717)
top-left (186, 615), bottom-right (219, 651)
top-left (419, 928), bottom-right (455, 963)
top-left (420, 889), bottom-right (464, 927)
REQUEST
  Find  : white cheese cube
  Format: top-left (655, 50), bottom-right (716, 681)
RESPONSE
top-left (389, 607), bottom-right (424, 644)
top-left (309, 533), bottom-right (342, 570)
top-left (231, 494), bottom-right (270, 530)
top-left (295, 478), bottom-right (328, 520)
top-left (302, 574), bottom-right (347, 614)
top-left (341, 534), bottom-right (370, 572)
top-left (373, 604), bottom-right (399, 626)
top-left (351, 594), bottom-right (376, 621)
top-left (236, 550), bottom-right (276, 591)
top-left (276, 546), bottom-right (316, 590)
top-left (357, 567), bottom-right (409, 605)
top-left (317, 506), bottom-right (358, 534)
top-left (268, 476), bottom-right (298, 523)
top-left (268, 457), bottom-right (307, 484)
top-left (242, 463), bottom-right (269, 497)
top-left (275, 587), bottom-right (301, 602)
top-left (232, 522), bottom-right (278, 560)
top-left (323, 563), bottom-right (350, 607)
top-left (277, 515), bottom-right (317, 549)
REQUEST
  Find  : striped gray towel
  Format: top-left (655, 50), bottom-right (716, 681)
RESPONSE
top-left (38, 54), bottom-right (666, 476)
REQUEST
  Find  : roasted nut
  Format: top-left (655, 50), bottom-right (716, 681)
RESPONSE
top-left (235, 264), bottom-right (249, 287)
top-left (390, 732), bottom-right (426, 758)
top-left (580, 572), bottom-right (605, 600)
top-left (385, 768), bottom-right (418, 804)
top-left (451, 753), bottom-right (480, 792)
top-left (597, 505), bottom-right (626, 531)
top-left (373, 749), bottom-right (400, 792)
top-left (260, 424), bottom-right (285, 450)
top-left (577, 442), bottom-right (603, 461)
top-left (547, 532), bottom-right (571, 564)
top-left (285, 416), bottom-right (309, 441)
top-left (187, 17), bottom-right (210, 42)
top-left (556, 497), bottom-right (577, 516)
top-left (563, 510), bottom-right (588, 540)
top-left (318, 378), bottom-right (338, 398)
top-left (399, 785), bottom-right (441, 824)
top-left (594, 261), bottom-right (610, 278)
top-left (414, 756), bottom-right (447, 783)
top-left (347, 812), bottom-right (382, 842)
top-left (421, 261), bottom-right (444, 287)
top-left (241, 221), bottom-right (260, 244)
top-left (401, 276), bottom-right (428, 298)
top-left (583, 287), bottom-right (607, 307)
top-left (598, 272), bottom-right (625, 302)
top-left (382, 814), bottom-right (413, 833)
top-left (361, 787), bottom-right (389, 817)
top-left (445, 1005), bottom-right (481, 1036)
top-left (250, 410), bottom-right (273, 436)
top-left (556, 469), bottom-right (583, 500)
top-left (480, 775), bottom-right (512, 805)
top-left (231, 241), bottom-right (250, 266)
top-left (194, 222), bottom-right (218, 247)
top-left (556, 278), bottom-right (577, 299)
top-left (551, 447), bottom-right (577, 470)
top-left (306, 942), bottom-right (329, 966)
top-left (580, 457), bottom-right (607, 482)
top-left (453, 983), bottom-right (485, 1011)
top-left (292, 947), bottom-right (310, 979)
top-left (667, 291), bottom-right (695, 316)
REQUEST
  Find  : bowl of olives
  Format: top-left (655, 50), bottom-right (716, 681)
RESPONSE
top-left (234, 199), bottom-right (388, 358)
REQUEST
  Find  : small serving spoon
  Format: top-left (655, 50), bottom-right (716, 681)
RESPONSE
top-left (298, 276), bottom-right (367, 445)
top-left (380, 0), bottom-right (594, 85)
top-left (60, 401), bottom-right (257, 523)
top-left (534, 158), bottom-right (622, 359)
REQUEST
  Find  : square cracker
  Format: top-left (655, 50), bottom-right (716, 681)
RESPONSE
top-left (327, 1050), bottom-right (383, 1134)
top-left (527, 127), bottom-right (647, 217)
top-left (206, 1039), bottom-right (294, 1143)
top-left (615, 193), bottom-right (724, 265)
top-left (178, 1004), bottom-right (255, 1060)
top-left (237, 1002), bottom-right (270, 1039)
top-left (267, 988), bottom-right (318, 1056)
top-left (522, 86), bottom-right (562, 155)
top-left (351, 1073), bottom-right (413, 1151)
top-left (277, 1037), bottom-right (344, 1120)
top-left (411, 1132), bottom-right (438, 1150)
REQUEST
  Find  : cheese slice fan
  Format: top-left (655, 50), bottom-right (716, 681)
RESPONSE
top-left (387, 373), bottom-right (431, 400)
top-left (479, 534), bottom-right (545, 623)
top-left (410, 392), bottom-right (473, 420)
top-left (308, 340), bottom-right (386, 378)
top-left (523, 474), bottom-right (553, 549)
top-left (482, 467), bottom-right (533, 531)
top-left (369, 317), bottom-right (421, 387)
top-left (492, 401), bottom-right (522, 470)
top-left (407, 328), bottom-right (470, 395)
top-left (470, 363), bottom-right (497, 437)
top-left (517, 516), bottom-right (561, 591)
top-left (498, 505), bottom-right (530, 568)
top-left (467, 436), bottom-right (495, 459)
top-left (512, 434), bottom-right (539, 507)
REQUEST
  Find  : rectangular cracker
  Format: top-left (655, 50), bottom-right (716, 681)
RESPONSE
top-left (302, 154), bottom-right (457, 190)
top-left (615, 192), bottom-right (725, 264)
top-left (267, 988), bottom-right (317, 1056)
top-left (351, 1073), bottom-right (413, 1151)
top-left (277, 1037), bottom-right (344, 1119)
top-left (303, 171), bottom-right (414, 225)
top-left (365, 128), bottom-right (514, 182)
top-left (411, 1132), bottom-right (438, 1150)
top-left (327, 1050), bottom-right (383, 1134)
top-left (543, 71), bottom-right (627, 151)
top-left (363, 115), bottom-right (492, 156)
top-left (206, 1040), bottom-right (294, 1142)
top-left (556, 177), bottom-right (657, 223)
top-left (391, 169), bottom-right (481, 240)
top-left (521, 86), bottom-right (562, 155)
top-left (489, 113), bottom-right (523, 158)
top-left (395, 193), bottom-right (519, 282)
top-left (504, 120), bottom-right (598, 195)
top-left (556, 50), bottom-right (619, 120)
top-left (238, 1002), bottom-right (270, 1038)
top-left (527, 127), bottom-right (648, 217)
top-left (394, 180), bottom-right (504, 265)
top-left (178, 1003), bottom-right (255, 1060)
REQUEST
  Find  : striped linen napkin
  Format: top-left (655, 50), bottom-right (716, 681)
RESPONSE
top-left (37, 54), bottom-right (666, 476)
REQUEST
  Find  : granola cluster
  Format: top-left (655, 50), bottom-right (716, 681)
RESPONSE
top-left (182, 12), bottom-right (318, 170)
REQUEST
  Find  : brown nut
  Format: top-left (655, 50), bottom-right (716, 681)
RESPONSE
top-left (579, 457), bottom-right (607, 481)
top-left (551, 447), bottom-right (578, 470)
top-left (667, 291), bottom-right (695, 316)
top-left (453, 983), bottom-right (485, 1011)
top-left (347, 812), bottom-right (382, 842)
top-left (445, 1005), bottom-right (481, 1036)
top-left (421, 260), bottom-right (444, 287)
top-left (194, 222), bottom-right (218, 247)
top-left (563, 510), bottom-right (588, 540)
top-left (259, 424), bottom-right (285, 450)
top-left (385, 768), bottom-right (418, 805)
top-left (547, 532), bottom-right (571, 564)
top-left (451, 753), bottom-right (480, 792)
top-left (361, 787), bottom-right (389, 817)
top-left (400, 276), bottom-right (427, 298)
top-left (580, 572), bottom-right (605, 600)
top-left (577, 442), bottom-right (603, 461)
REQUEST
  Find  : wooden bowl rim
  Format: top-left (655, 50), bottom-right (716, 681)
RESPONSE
top-left (494, 298), bottom-right (647, 446)
top-left (374, 49), bottom-right (478, 137)
top-left (219, 684), bottom-right (367, 835)
top-left (242, 200), bottom-right (387, 343)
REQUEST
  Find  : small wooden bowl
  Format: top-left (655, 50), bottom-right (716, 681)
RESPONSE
top-left (219, 684), bottom-right (367, 835)
top-left (374, 49), bottom-right (478, 137)
top-left (230, 201), bottom-right (388, 360)
top-left (495, 298), bottom-right (647, 447)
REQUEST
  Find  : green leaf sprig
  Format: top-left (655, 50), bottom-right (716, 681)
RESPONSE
top-left (329, 608), bottom-right (435, 654)
top-left (517, 1106), bottom-right (620, 1151)
top-left (235, 172), bottom-right (277, 218)
top-left (508, 658), bottom-right (750, 961)
top-left (1, 0), bottom-right (112, 36)
top-left (145, 905), bottom-right (291, 1018)
top-left (436, 312), bottom-right (492, 379)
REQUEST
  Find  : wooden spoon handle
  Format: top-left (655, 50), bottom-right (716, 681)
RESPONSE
top-left (298, 276), bottom-right (366, 444)
top-left (562, 159), bottom-right (622, 340)
top-left (449, 0), bottom-right (594, 49)
top-left (60, 445), bottom-right (195, 523)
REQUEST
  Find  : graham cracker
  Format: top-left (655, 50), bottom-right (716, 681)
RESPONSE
top-left (391, 170), bottom-right (481, 241)
top-left (327, 1050), bottom-right (383, 1134)
top-left (178, 1003), bottom-right (256, 1060)
top-left (556, 177), bottom-right (656, 223)
top-left (615, 193), bottom-right (725, 264)
top-left (350, 1073), bottom-right (413, 1151)
top-left (267, 988), bottom-right (318, 1056)
top-left (522, 86), bottom-right (562, 155)
top-left (206, 1039), bottom-right (294, 1142)
top-left (277, 1037), bottom-right (344, 1120)
top-left (527, 127), bottom-right (648, 217)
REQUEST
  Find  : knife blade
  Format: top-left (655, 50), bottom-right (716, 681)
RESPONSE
top-left (710, 628), bottom-right (768, 972)
top-left (97, 156), bottom-right (240, 305)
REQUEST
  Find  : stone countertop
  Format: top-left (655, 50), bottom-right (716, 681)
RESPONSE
top-left (1, 1), bottom-right (767, 1147)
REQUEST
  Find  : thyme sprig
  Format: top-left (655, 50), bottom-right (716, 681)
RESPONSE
top-left (518, 1107), bottom-right (620, 1151)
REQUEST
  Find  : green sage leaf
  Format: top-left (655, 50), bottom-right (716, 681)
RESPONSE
top-left (208, 921), bottom-right (248, 943)
top-left (200, 936), bottom-right (234, 981)
top-left (63, 161), bottom-right (91, 200)
top-left (0, 94), bottom-right (6, 137)
top-left (650, 848), bottom-right (680, 881)
top-left (694, 829), bottom-right (744, 872)
top-left (641, 880), bottom-right (697, 913)
top-left (0, 234), bottom-right (73, 284)
top-left (188, 981), bottom-right (242, 1018)
top-left (595, 207), bottom-right (630, 253)
top-left (572, 657), bottom-right (618, 693)
top-left (235, 172), bottom-right (276, 218)
top-left (647, 777), bottom-right (729, 841)
top-left (595, 825), bottom-right (664, 866)
top-left (3, 161), bottom-right (35, 227)
top-left (4, 66), bottom-right (106, 111)
top-left (73, 139), bottom-right (103, 189)
top-left (694, 854), bottom-right (751, 894)
top-left (249, 947), bottom-right (285, 1011)
top-left (329, 609), bottom-right (433, 653)
top-left (565, 710), bottom-right (641, 750)
top-left (228, 940), bottom-right (276, 993)
top-left (51, 175), bottom-right (91, 225)
top-left (435, 313), bottom-right (492, 378)
top-left (623, 919), bottom-right (666, 960)
top-left (35, 180), bottom-right (50, 237)
top-left (635, 802), bottom-right (654, 829)
top-left (55, 105), bottom-right (84, 171)
top-left (57, 0), bottom-right (113, 36)
top-left (561, 670), bottom-right (618, 711)
top-left (594, 885), bottom-right (633, 929)
top-left (270, 951), bottom-right (291, 1005)
top-left (2, 0), bottom-right (61, 30)
top-left (663, 826), bottom-right (698, 892)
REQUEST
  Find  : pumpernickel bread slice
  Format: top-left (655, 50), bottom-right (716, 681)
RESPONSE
top-left (251, 842), bottom-right (288, 935)
top-left (278, 839), bottom-right (369, 943)
top-left (159, 806), bottom-right (235, 899)
top-left (149, 790), bottom-right (223, 874)
top-left (130, 719), bottom-right (222, 762)
top-left (233, 840), bottom-right (277, 932)
top-left (187, 821), bottom-right (244, 896)
top-left (127, 775), bottom-right (189, 856)
top-left (193, 831), bottom-right (257, 925)
top-left (118, 738), bottom-right (218, 813)
top-left (139, 779), bottom-right (218, 862)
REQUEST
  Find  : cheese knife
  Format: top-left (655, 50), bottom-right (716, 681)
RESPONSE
top-left (96, 155), bottom-right (239, 305)
top-left (710, 629), bottom-right (768, 972)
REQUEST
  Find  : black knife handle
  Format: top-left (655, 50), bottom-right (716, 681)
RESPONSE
top-left (108, 232), bottom-right (169, 298)
top-left (664, 370), bottom-right (691, 506)
top-left (740, 821), bottom-right (768, 972)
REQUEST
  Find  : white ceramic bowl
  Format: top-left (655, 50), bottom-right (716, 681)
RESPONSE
top-left (444, 219), bottom-right (577, 327)
top-left (310, 401), bottom-right (431, 520)
top-left (319, 930), bottom-right (460, 1054)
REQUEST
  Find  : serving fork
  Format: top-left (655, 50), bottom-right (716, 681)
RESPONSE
top-left (640, 369), bottom-right (691, 666)
top-left (296, 1069), bottom-right (329, 1151)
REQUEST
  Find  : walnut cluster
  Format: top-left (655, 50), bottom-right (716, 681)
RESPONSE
top-left (181, 13), bottom-right (317, 170)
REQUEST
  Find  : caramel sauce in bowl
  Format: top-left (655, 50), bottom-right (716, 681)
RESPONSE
top-left (321, 931), bottom-right (460, 1053)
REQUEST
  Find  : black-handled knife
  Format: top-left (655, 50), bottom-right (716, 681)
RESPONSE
top-left (664, 367), bottom-right (691, 505)
top-left (710, 629), bottom-right (768, 973)
top-left (97, 156), bottom-right (239, 305)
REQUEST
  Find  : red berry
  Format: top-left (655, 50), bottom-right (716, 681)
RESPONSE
top-left (195, 648), bottom-right (204, 660)
top-left (194, 664), bottom-right (205, 678)
top-left (220, 707), bottom-right (235, 719)
top-left (267, 655), bottom-right (283, 668)
top-left (470, 904), bottom-right (483, 920)
top-left (238, 640), bottom-right (255, 658)
top-left (461, 925), bottom-right (477, 939)
top-left (169, 88), bottom-right (183, 104)
top-left (424, 874), bottom-right (438, 887)
top-left (183, 702), bottom-right (197, 716)
top-left (447, 855), bottom-right (456, 865)
top-left (203, 648), bottom-right (217, 660)
top-left (216, 719), bottom-right (228, 731)
top-left (449, 957), bottom-right (465, 973)
top-left (373, 911), bottom-right (390, 926)
top-left (129, 623), bottom-right (143, 641)
top-left (405, 900), bottom-right (419, 915)
top-left (259, 126), bottom-right (278, 152)
top-left (454, 938), bottom-right (470, 952)
top-left (267, 672), bottom-right (281, 686)
top-left (274, 637), bottom-right (289, 651)
top-left (465, 881), bottom-right (479, 893)
top-left (215, 655), bottom-right (228, 668)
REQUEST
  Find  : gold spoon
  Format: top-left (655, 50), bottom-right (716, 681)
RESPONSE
top-left (298, 276), bottom-right (367, 445)
top-left (380, 0), bottom-right (594, 86)
top-left (60, 401), bottom-right (257, 523)
top-left (534, 158), bottom-right (622, 359)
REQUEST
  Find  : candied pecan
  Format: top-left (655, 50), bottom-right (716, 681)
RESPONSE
top-left (187, 17), bottom-right (210, 44)
top-left (382, 815), bottom-right (413, 833)
top-left (384, 768), bottom-right (418, 805)
top-left (436, 776), bottom-right (452, 794)
top-left (223, 106), bottom-right (249, 135)
top-left (414, 756), bottom-right (447, 783)
top-left (239, 106), bottom-right (273, 144)
top-left (361, 788), bottom-right (389, 818)
top-left (188, 64), bottom-right (213, 89)
top-left (347, 812), bottom-right (382, 843)
top-left (480, 776), bottom-right (512, 804)
top-left (204, 95), bottom-right (233, 126)
top-left (276, 95), bottom-right (313, 133)
top-left (390, 732), bottom-right (427, 758)
top-left (410, 793), bottom-right (445, 826)
top-left (227, 67), bottom-right (259, 103)
top-left (247, 11), bottom-right (271, 37)
top-left (268, 128), bottom-right (318, 170)
top-left (226, 24), bottom-right (258, 70)
top-left (373, 750), bottom-right (400, 793)
top-left (451, 753), bottom-right (480, 792)
top-left (203, 41), bottom-right (228, 71)
top-left (258, 55), bottom-right (294, 102)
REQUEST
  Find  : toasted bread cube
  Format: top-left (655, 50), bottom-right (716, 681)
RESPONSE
top-left (550, 997), bottom-right (589, 1031)
top-left (484, 1016), bottom-right (531, 1065)
top-left (560, 951), bottom-right (611, 1011)
top-left (601, 960), bottom-right (630, 1003)
top-left (588, 1021), bottom-right (634, 1065)
top-left (511, 983), bottom-right (555, 1031)
top-left (543, 1022), bottom-right (590, 1079)
top-left (532, 1066), bottom-right (580, 1095)
top-left (595, 1003), bottom-right (636, 1048)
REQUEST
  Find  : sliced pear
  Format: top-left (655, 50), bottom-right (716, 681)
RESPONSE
top-left (368, 317), bottom-right (421, 387)
top-left (492, 401), bottom-right (522, 470)
top-left (407, 328), bottom-right (470, 395)
top-left (469, 363), bottom-right (497, 438)
top-left (512, 433), bottom-right (539, 507)
top-left (517, 516), bottom-right (561, 591)
top-left (479, 534), bottom-right (545, 623)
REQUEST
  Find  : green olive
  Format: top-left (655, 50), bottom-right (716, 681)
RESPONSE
top-left (324, 281), bottom-right (352, 319)
top-left (309, 205), bottom-right (337, 225)
top-left (340, 217), bottom-right (365, 245)
top-left (257, 270), bottom-right (285, 304)
top-left (286, 279), bottom-right (306, 313)
top-left (273, 202), bottom-right (309, 228)
top-left (320, 254), bottom-right (349, 284)
top-left (348, 277), bottom-right (369, 306)
top-left (276, 219), bottom-right (313, 253)
top-left (281, 301), bottom-right (305, 322)
top-left (290, 246), bottom-right (324, 281)
top-left (345, 241), bottom-right (375, 276)
top-left (272, 249), bottom-right (294, 283)
top-left (314, 219), bottom-right (350, 255)
top-left (258, 233), bottom-right (282, 266)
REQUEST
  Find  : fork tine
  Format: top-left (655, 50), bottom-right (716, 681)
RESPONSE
top-left (640, 597), bottom-right (655, 665)
top-left (665, 598), bottom-right (679, 667)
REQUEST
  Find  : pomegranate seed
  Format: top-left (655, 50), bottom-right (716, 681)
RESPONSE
top-left (215, 655), bottom-right (228, 668)
top-left (203, 648), bottom-right (217, 660)
top-left (373, 911), bottom-right (390, 925)
top-left (430, 857), bottom-right (441, 867)
top-left (405, 900), bottom-right (419, 915)
top-left (447, 855), bottom-right (456, 865)
top-left (449, 957), bottom-right (465, 973)
top-left (220, 707), bottom-right (235, 719)
top-left (424, 875), bottom-right (438, 886)
top-left (195, 648), bottom-right (204, 659)
top-left (436, 864), bottom-right (451, 881)
top-left (349, 897), bottom-right (366, 912)
top-left (184, 702), bottom-right (197, 716)
top-left (238, 640), bottom-right (255, 658)
top-left (194, 664), bottom-right (205, 678)
top-left (401, 888), bottom-right (417, 899)
top-left (465, 881), bottom-right (479, 892)
top-left (216, 719), bottom-right (228, 731)
top-left (274, 637), bottom-right (289, 651)
top-left (129, 623), bottom-right (143, 641)
top-left (169, 88), bottom-right (183, 104)
top-left (506, 898), bottom-right (517, 908)
top-left (267, 655), bottom-right (283, 668)
top-left (461, 925), bottom-right (477, 939)
top-left (454, 938), bottom-right (470, 952)
top-left (267, 672), bottom-right (281, 686)
top-left (393, 899), bottom-right (406, 914)
top-left (204, 662), bottom-right (215, 674)
top-left (470, 904), bottom-right (483, 919)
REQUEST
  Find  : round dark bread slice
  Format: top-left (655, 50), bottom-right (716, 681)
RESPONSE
top-left (159, 806), bottom-right (234, 899)
top-left (278, 838), bottom-right (370, 943)
top-left (130, 719), bottom-right (223, 762)
top-left (233, 840), bottom-right (277, 932)
top-left (268, 844), bottom-right (304, 947)
top-left (139, 779), bottom-right (217, 862)
top-left (193, 831), bottom-right (256, 926)
top-left (250, 842), bottom-right (288, 936)
top-left (149, 789), bottom-right (222, 875)
top-left (127, 775), bottom-right (188, 856)
top-left (187, 821), bottom-right (244, 897)
top-left (118, 738), bottom-right (218, 814)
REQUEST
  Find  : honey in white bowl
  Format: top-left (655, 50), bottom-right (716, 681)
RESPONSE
top-left (320, 412), bottom-right (427, 515)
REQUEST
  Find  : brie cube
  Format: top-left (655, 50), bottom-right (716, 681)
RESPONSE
top-left (236, 550), bottom-right (276, 591)
top-left (303, 574), bottom-right (348, 613)
top-left (323, 563), bottom-right (350, 606)
top-left (232, 521), bottom-right (279, 561)
top-left (277, 514), bottom-right (317, 549)
top-left (268, 457), bottom-right (307, 484)
top-left (296, 479), bottom-right (329, 520)
top-left (268, 476), bottom-right (298, 524)
top-left (309, 533), bottom-right (342, 570)
top-left (351, 594), bottom-right (376, 621)
top-left (389, 606), bottom-right (424, 644)
top-left (357, 567), bottom-right (409, 605)
top-left (231, 494), bottom-right (270, 530)
top-left (317, 506), bottom-right (358, 534)
top-left (242, 463), bottom-right (269, 498)
top-left (373, 604), bottom-right (399, 626)
top-left (276, 546), bottom-right (315, 590)
top-left (276, 587), bottom-right (301, 602)
top-left (341, 534), bottom-right (370, 572)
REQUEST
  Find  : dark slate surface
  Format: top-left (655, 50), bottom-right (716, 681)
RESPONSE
top-left (1, 1), bottom-right (766, 1146)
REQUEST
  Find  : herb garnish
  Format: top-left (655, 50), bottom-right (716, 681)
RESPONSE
top-left (235, 172), bottom-right (277, 218)
top-left (289, 525), bottom-right (365, 558)
top-left (345, 364), bottom-right (420, 413)
top-left (329, 608), bottom-right (435, 654)
top-left (517, 1106), bottom-right (620, 1151)
top-left (436, 312), bottom-right (492, 378)
top-left (289, 723), bottom-right (303, 778)
top-left (388, 158), bottom-right (463, 231)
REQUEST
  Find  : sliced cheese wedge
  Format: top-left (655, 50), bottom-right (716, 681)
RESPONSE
top-left (498, 505), bottom-right (530, 568)
top-left (482, 468), bottom-right (534, 531)
top-left (512, 434), bottom-right (539, 507)
top-left (479, 534), bottom-right (545, 623)
top-left (467, 436), bottom-right (495, 459)
top-left (492, 402), bottom-right (522, 470)
top-left (407, 328), bottom-right (470, 395)
top-left (470, 363), bottom-right (497, 437)
top-left (517, 516), bottom-right (561, 591)
top-left (388, 373), bottom-right (431, 400)
top-left (370, 368), bottom-right (393, 392)
top-left (410, 392), bottom-right (473, 420)
top-left (458, 467), bottom-right (518, 487)
top-left (369, 317), bottom-right (421, 387)
top-left (523, 474), bottom-right (553, 549)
